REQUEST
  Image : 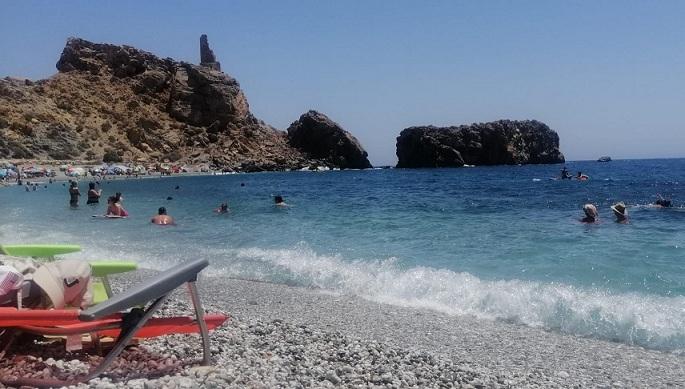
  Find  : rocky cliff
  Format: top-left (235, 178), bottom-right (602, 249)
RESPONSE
top-left (287, 111), bottom-right (371, 169)
top-left (396, 120), bottom-right (564, 168)
top-left (0, 36), bottom-right (370, 171)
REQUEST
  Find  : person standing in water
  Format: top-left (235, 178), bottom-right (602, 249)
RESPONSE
top-left (68, 181), bottom-right (80, 207)
top-left (580, 204), bottom-right (598, 223)
top-left (86, 182), bottom-right (102, 204)
top-left (611, 202), bottom-right (629, 223)
top-left (151, 207), bottom-right (175, 225)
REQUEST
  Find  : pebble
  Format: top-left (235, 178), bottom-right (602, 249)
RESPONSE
top-left (1, 272), bottom-right (681, 389)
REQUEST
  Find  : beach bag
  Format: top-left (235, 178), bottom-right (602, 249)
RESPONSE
top-left (0, 265), bottom-right (24, 305)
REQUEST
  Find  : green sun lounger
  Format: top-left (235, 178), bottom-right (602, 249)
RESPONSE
top-left (88, 261), bottom-right (138, 303)
top-left (0, 244), bottom-right (81, 257)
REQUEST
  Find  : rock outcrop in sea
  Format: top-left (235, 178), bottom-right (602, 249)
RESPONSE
top-left (0, 36), bottom-right (370, 171)
top-left (287, 110), bottom-right (372, 169)
top-left (395, 120), bottom-right (565, 168)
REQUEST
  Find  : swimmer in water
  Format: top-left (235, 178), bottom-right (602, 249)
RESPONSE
top-left (611, 202), bottom-right (629, 224)
top-left (576, 171), bottom-right (589, 181)
top-left (215, 202), bottom-right (229, 214)
top-left (151, 207), bottom-right (175, 225)
top-left (274, 195), bottom-right (288, 207)
top-left (655, 194), bottom-right (673, 208)
top-left (106, 193), bottom-right (128, 217)
top-left (580, 204), bottom-right (598, 223)
top-left (560, 166), bottom-right (572, 180)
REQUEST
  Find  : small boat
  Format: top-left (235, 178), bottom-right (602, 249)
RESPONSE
top-left (597, 156), bottom-right (612, 162)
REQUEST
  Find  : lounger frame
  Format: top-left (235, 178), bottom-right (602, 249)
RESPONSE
top-left (1, 258), bottom-right (215, 386)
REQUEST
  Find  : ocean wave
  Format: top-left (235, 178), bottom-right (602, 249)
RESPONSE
top-left (212, 243), bottom-right (685, 353)
top-left (2, 220), bottom-right (684, 353)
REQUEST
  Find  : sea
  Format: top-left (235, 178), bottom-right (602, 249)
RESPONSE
top-left (1, 159), bottom-right (684, 353)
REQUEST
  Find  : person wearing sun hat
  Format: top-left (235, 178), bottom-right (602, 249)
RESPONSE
top-left (31, 259), bottom-right (93, 309)
top-left (611, 202), bottom-right (629, 224)
top-left (0, 258), bottom-right (93, 309)
top-left (581, 203), bottom-right (599, 223)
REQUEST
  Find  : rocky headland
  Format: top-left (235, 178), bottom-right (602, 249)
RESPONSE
top-left (396, 120), bottom-right (565, 168)
top-left (0, 36), bottom-right (370, 171)
top-left (287, 110), bottom-right (372, 169)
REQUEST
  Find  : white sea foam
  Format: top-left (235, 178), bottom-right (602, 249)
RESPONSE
top-left (213, 243), bottom-right (685, 352)
top-left (3, 220), bottom-right (684, 352)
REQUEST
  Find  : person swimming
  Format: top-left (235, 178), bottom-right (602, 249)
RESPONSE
top-left (68, 181), bottom-right (80, 207)
top-left (655, 194), bottom-right (672, 208)
top-left (151, 207), bottom-right (175, 225)
top-left (580, 204), bottom-right (598, 223)
top-left (274, 195), bottom-right (288, 207)
top-left (215, 202), bottom-right (229, 214)
top-left (86, 182), bottom-right (101, 204)
top-left (106, 193), bottom-right (129, 217)
top-left (611, 202), bottom-right (629, 223)
top-left (560, 167), bottom-right (572, 180)
top-left (576, 171), bottom-right (589, 181)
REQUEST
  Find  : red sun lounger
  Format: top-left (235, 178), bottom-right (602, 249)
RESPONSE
top-left (0, 258), bottom-right (227, 387)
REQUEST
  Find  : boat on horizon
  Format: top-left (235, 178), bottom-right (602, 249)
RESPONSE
top-left (597, 156), bottom-right (612, 162)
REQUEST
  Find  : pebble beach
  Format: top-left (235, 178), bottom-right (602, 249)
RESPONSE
top-left (5, 270), bottom-right (674, 389)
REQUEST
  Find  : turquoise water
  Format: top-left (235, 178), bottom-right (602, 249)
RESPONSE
top-left (1, 159), bottom-right (684, 352)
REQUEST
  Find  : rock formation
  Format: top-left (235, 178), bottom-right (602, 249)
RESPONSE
top-left (199, 34), bottom-right (221, 71)
top-left (287, 111), bottom-right (371, 169)
top-left (396, 120), bottom-right (564, 168)
top-left (0, 36), bottom-right (371, 171)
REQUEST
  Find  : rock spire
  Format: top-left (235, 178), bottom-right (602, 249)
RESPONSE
top-left (200, 34), bottom-right (221, 71)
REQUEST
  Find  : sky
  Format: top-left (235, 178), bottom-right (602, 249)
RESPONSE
top-left (1, 1), bottom-right (684, 165)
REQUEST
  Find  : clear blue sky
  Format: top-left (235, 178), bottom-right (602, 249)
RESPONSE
top-left (2, 1), bottom-right (684, 165)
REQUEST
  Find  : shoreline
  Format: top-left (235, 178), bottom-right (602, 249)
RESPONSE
top-left (71, 271), bottom-right (685, 388)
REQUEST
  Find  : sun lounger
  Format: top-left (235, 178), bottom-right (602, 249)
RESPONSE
top-left (0, 258), bottom-right (227, 387)
top-left (0, 244), bottom-right (82, 258)
top-left (0, 243), bottom-right (138, 303)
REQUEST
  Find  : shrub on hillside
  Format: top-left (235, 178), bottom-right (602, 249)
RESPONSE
top-left (103, 149), bottom-right (123, 163)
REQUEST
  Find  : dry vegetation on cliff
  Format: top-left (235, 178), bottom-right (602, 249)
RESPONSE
top-left (0, 36), bottom-right (371, 171)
